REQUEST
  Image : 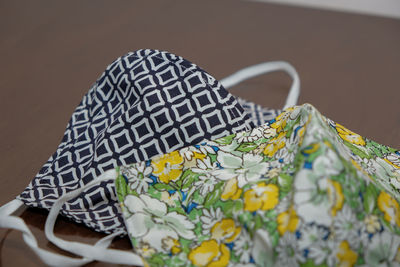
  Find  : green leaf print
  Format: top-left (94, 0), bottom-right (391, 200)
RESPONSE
top-left (278, 173), bottom-right (293, 195)
top-left (366, 139), bottom-right (396, 157)
top-left (153, 183), bottom-right (176, 191)
top-left (343, 140), bottom-right (370, 159)
top-left (204, 183), bottom-right (223, 208)
top-left (147, 254), bottom-right (165, 267)
top-left (115, 172), bottom-right (127, 202)
top-left (236, 142), bottom-right (258, 153)
top-left (215, 134), bottom-right (235, 145)
top-left (363, 183), bottom-right (378, 213)
top-left (181, 170), bottom-right (199, 190)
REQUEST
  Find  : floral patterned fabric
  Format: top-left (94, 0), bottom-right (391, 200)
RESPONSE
top-left (115, 104), bottom-right (400, 267)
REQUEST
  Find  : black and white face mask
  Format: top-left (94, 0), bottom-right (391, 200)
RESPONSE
top-left (0, 49), bottom-right (300, 266)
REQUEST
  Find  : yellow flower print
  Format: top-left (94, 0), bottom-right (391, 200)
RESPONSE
top-left (137, 242), bottom-right (156, 257)
top-left (302, 143), bottom-right (320, 155)
top-left (211, 218), bottom-right (241, 243)
top-left (264, 126), bottom-right (277, 138)
top-left (207, 243), bottom-right (229, 267)
top-left (277, 206), bottom-right (299, 235)
top-left (188, 239), bottom-right (230, 267)
top-left (336, 123), bottom-right (366, 146)
top-left (193, 152), bottom-right (207, 161)
top-left (297, 125), bottom-right (306, 139)
top-left (384, 159), bottom-right (400, 169)
top-left (162, 237), bottom-right (181, 255)
top-left (243, 182), bottom-right (279, 212)
top-left (270, 108), bottom-right (293, 132)
top-left (188, 240), bottom-right (218, 266)
top-left (336, 240), bottom-right (358, 267)
top-left (179, 147), bottom-right (207, 165)
top-left (221, 178), bottom-right (242, 201)
top-left (152, 151), bottom-right (183, 183)
top-left (377, 191), bottom-right (400, 227)
top-left (263, 132), bottom-right (286, 157)
top-left (384, 153), bottom-right (400, 169)
top-left (327, 179), bottom-right (344, 216)
top-left (350, 159), bottom-right (362, 171)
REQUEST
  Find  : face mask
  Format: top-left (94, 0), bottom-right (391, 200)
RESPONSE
top-left (0, 49), bottom-right (300, 265)
top-left (4, 50), bottom-right (398, 267)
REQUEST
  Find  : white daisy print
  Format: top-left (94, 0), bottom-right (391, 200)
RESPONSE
top-left (120, 162), bottom-right (153, 193)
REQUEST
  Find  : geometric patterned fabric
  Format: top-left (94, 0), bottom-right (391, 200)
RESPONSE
top-left (17, 49), bottom-right (280, 234)
top-left (237, 98), bottom-right (280, 126)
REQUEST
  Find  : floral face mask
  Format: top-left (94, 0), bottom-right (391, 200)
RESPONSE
top-left (114, 104), bottom-right (400, 267)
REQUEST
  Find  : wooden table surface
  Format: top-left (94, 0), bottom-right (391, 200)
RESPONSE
top-left (1, 0), bottom-right (399, 266)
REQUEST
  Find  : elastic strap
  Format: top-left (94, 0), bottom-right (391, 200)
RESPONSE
top-left (0, 199), bottom-right (96, 266)
top-left (0, 169), bottom-right (143, 266)
top-left (44, 169), bottom-right (143, 266)
top-left (220, 61), bottom-right (301, 109)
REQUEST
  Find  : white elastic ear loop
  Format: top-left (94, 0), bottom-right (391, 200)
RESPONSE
top-left (220, 61), bottom-right (300, 110)
top-left (0, 199), bottom-right (106, 266)
top-left (45, 169), bottom-right (144, 266)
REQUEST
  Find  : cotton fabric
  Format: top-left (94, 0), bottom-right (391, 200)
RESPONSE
top-left (117, 104), bottom-right (400, 266)
top-left (17, 49), bottom-right (279, 234)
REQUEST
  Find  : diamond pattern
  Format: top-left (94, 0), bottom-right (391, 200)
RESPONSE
top-left (172, 99), bottom-right (195, 121)
top-left (17, 49), bottom-right (279, 234)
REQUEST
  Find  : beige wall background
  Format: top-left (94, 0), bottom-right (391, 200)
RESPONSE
top-left (254, 0), bottom-right (400, 19)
